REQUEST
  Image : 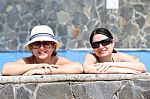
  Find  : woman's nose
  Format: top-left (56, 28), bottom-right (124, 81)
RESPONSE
top-left (39, 44), bottom-right (44, 48)
top-left (98, 44), bottom-right (103, 48)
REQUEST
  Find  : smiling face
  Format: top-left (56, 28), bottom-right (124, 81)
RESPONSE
top-left (29, 41), bottom-right (56, 61)
top-left (92, 34), bottom-right (115, 57)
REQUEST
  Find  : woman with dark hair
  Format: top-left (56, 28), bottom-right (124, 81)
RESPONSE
top-left (2, 25), bottom-right (83, 75)
top-left (83, 28), bottom-right (146, 74)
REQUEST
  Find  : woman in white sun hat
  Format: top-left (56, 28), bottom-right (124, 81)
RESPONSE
top-left (2, 25), bottom-right (83, 75)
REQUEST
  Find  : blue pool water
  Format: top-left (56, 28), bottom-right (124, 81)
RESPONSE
top-left (0, 50), bottom-right (149, 71)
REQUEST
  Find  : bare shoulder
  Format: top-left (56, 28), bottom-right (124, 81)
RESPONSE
top-left (114, 52), bottom-right (139, 62)
top-left (84, 53), bottom-right (97, 64)
top-left (16, 56), bottom-right (33, 64)
top-left (85, 53), bottom-right (95, 59)
top-left (56, 56), bottom-right (72, 65)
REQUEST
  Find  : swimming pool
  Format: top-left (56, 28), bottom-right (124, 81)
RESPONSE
top-left (0, 50), bottom-right (149, 71)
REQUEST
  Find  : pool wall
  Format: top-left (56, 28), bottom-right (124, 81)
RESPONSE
top-left (1, 73), bottom-right (150, 99)
top-left (0, 0), bottom-right (150, 51)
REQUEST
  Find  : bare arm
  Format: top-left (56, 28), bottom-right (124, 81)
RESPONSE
top-left (113, 53), bottom-right (146, 72)
top-left (23, 62), bottom-right (83, 75)
top-left (12, 57), bottom-right (83, 76)
top-left (45, 57), bottom-right (83, 74)
top-left (94, 62), bottom-right (146, 73)
top-left (1, 59), bottom-right (45, 76)
top-left (83, 53), bottom-right (146, 74)
top-left (83, 53), bottom-right (99, 73)
top-left (101, 66), bottom-right (141, 74)
top-left (104, 61), bottom-right (146, 72)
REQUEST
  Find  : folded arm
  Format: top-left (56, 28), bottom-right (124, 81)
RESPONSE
top-left (42, 57), bottom-right (83, 74)
top-left (2, 57), bottom-right (83, 76)
top-left (83, 53), bottom-right (147, 74)
top-left (2, 60), bottom-right (47, 76)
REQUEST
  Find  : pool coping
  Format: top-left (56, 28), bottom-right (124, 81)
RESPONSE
top-left (0, 73), bottom-right (150, 84)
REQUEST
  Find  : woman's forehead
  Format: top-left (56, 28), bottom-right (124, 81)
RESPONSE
top-left (93, 34), bottom-right (108, 41)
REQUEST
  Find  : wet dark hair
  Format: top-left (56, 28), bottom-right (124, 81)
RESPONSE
top-left (90, 28), bottom-right (117, 53)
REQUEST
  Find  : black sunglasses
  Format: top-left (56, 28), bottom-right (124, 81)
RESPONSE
top-left (30, 41), bottom-right (55, 49)
top-left (91, 38), bottom-right (113, 48)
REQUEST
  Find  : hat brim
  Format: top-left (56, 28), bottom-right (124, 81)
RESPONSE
top-left (24, 36), bottom-right (61, 51)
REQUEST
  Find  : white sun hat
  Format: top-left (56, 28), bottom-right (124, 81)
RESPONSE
top-left (24, 25), bottom-right (61, 51)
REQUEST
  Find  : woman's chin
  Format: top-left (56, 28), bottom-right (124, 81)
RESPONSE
top-left (97, 53), bottom-right (109, 57)
top-left (38, 55), bottom-right (48, 59)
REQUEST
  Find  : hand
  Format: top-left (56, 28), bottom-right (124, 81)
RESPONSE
top-left (94, 63), bottom-right (112, 73)
top-left (23, 64), bottom-right (60, 75)
top-left (35, 63), bottom-right (59, 69)
top-left (23, 68), bottom-right (46, 76)
top-left (36, 64), bottom-right (59, 73)
top-left (41, 64), bottom-right (59, 73)
top-left (99, 65), bottom-right (142, 74)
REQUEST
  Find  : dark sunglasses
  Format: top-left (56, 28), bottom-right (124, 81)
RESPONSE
top-left (30, 41), bottom-right (55, 49)
top-left (91, 38), bottom-right (113, 48)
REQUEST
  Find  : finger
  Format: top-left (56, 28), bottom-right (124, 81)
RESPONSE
top-left (23, 71), bottom-right (33, 76)
top-left (44, 65), bottom-right (49, 74)
top-left (130, 70), bottom-right (141, 74)
top-left (23, 73), bottom-right (28, 76)
top-left (52, 66), bottom-right (58, 69)
top-left (45, 65), bottom-right (53, 74)
top-left (96, 64), bottom-right (104, 72)
top-left (102, 65), bottom-right (111, 73)
top-left (99, 66), bottom-right (106, 72)
top-left (23, 71), bottom-right (30, 76)
top-left (94, 63), bottom-right (100, 66)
